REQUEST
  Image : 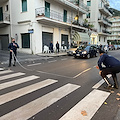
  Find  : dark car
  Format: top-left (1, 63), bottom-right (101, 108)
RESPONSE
top-left (74, 45), bottom-right (97, 59)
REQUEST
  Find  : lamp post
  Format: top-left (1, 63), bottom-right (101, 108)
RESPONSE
top-left (70, 15), bottom-right (79, 48)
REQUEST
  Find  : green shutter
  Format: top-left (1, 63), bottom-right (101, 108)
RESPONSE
top-left (45, 1), bottom-right (50, 18)
top-left (63, 10), bottom-right (67, 22)
top-left (22, 33), bottom-right (30, 48)
top-left (0, 7), bottom-right (3, 21)
top-left (22, 0), bottom-right (27, 12)
top-left (87, 1), bottom-right (91, 6)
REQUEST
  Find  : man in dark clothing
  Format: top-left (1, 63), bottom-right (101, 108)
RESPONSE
top-left (56, 41), bottom-right (59, 53)
top-left (49, 41), bottom-right (53, 53)
top-left (96, 50), bottom-right (120, 89)
top-left (8, 38), bottom-right (19, 67)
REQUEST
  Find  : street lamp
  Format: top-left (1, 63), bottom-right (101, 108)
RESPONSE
top-left (70, 15), bottom-right (79, 48)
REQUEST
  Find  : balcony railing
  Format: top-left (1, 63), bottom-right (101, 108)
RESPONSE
top-left (103, 17), bottom-right (112, 25)
top-left (99, 4), bottom-right (113, 15)
top-left (0, 13), bottom-right (10, 22)
top-left (67, 0), bottom-right (89, 11)
top-left (35, 7), bottom-right (73, 24)
top-left (102, 29), bottom-right (111, 34)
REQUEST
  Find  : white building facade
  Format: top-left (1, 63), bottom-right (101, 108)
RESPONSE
top-left (84, 0), bottom-right (113, 45)
top-left (107, 16), bottom-right (120, 44)
top-left (0, 0), bottom-right (89, 54)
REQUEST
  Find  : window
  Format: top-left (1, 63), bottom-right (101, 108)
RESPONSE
top-left (5, 5), bottom-right (8, 11)
top-left (104, 37), bottom-right (106, 42)
top-left (87, 13), bottom-right (90, 18)
top-left (22, 0), bottom-right (27, 12)
top-left (21, 33), bottom-right (30, 48)
top-left (87, 1), bottom-right (91, 6)
top-left (63, 10), bottom-right (67, 22)
top-left (99, 37), bottom-right (101, 42)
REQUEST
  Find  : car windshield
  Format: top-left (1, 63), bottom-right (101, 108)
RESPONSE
top-left (85, 46), bottom-right (90, 51)
top-left (78, 46), bottom-right (85, 50)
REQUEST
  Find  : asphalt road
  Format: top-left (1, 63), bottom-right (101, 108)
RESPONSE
top-left (0, 50), bottom-right (120, 120)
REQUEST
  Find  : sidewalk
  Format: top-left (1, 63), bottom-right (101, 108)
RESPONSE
top-left (37, 52), bottom-right (67, 57)
top-left (0, 50), bottom-right (67, 65)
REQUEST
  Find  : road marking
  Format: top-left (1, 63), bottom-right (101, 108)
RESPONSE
top-left (0, 72), bottom-right (25, 81)
top-left (73, 68), bottom-right (92, 78)
top-left (0, 70), bottom-right (13, 75)
top-left (0, 83), bottom-right (80, 120)
top-left (37, 71), bottom-right (72, 79)
top-left (0, 75), bottom-right (39, 90)
top-left (92, 75), bottom-right (112, 89)
top-left (0, 79), bottom-right (58, 105)
top-left (48, 60), bottom-right (57, 63)
top-left (59, 89), bottom-right (110, 120)
top-left (27, 63), bottom-right (42, 67)
top-left (61, 58), bottom-right (68, 61)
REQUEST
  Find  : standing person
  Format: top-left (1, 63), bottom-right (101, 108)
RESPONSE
top-left (96, 50), bottom-right (120, 89)
top-left (8, 38), bottom-right (19, 67)
top-left (49, 41), bottom-right (53, 53)
top-left (56, 41), bottom-right (59, 53)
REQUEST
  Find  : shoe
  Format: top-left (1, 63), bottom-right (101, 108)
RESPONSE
top-left (13, 64), bottom-right (15, 66)
top-left (104, 84), bottom-right (114, 89)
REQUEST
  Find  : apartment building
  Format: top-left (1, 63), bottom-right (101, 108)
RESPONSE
top-left (108, 16), bottom-right (120, 44)
top-left (84, 0), bottom-right (113, 45)
top-left (0, 0), bottom-right (89, 54)
top-left (0, 0), bottom-right (10, 50)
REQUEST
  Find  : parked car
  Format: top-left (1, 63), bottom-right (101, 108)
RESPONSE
top-left (73, 45), bottom-right (97, 59)
top-left (67, 46), bottom-right (78, 56)
top-left (109, 45), bottom-right (115, 50)
top-left (114, 45), bottom-right (119, 50)
top-left (118, 45), bottom-right (120, 49)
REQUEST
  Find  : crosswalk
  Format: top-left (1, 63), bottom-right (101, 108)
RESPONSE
top-left (0, 69), bottom-right (111, 120)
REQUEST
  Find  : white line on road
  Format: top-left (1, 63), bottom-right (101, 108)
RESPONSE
top-left (73, 68), bottom-right (92, 78)
top-left (0, 75), bottom-right (39, 90)
top-left (48, 60), bottom-right (57, 63)
top-left (0, 72), bottom-right (25, 81)
top-left (0, 83), bottom-right (80, 120)
top-left (59, 89), bottom-right (110, 120)
top-left (92, 75), bottom-right (112, 89)
top-left (0, 79), bottom-right (58, 105)
top-left (27, 63), bottom-right (42, 67)
top-left (37, 71), bottom-right (73, 79)
top-left (0, 70), bottom-right (13, 75)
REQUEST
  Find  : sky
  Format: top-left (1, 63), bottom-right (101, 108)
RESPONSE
top-left (109, 0), bottom-right (120, 11)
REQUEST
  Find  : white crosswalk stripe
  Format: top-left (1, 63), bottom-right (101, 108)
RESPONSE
top-left (0, 72), bottom-right (25, 81)
top-left (0, 70), bottom-right (13, 75)
top-left (0, 70), bottom-right (112, 120)
top-left (0, 83), bottom-right (80, 120)
top-left (0, 79), bottom-right (58, 105)
top-left (0, 75), bottom-right (39, 90)
top-left (59, 89), bottom-right (110, 120)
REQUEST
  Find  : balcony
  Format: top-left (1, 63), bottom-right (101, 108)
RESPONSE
top-left (98, 29), bottom-right (111, 36)
top-left (54, 0), bottom-right (89, 14)
top-left (99, 4), bottom-right (113, 17)
top-left (98, 17), bottom-right (112, 26)
top-left (35, 7), bottom-right (88, 31)
top-left (0, 13), bottom-right (10, 27)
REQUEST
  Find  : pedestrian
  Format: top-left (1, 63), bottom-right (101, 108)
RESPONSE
top-left (8, 38), bottom-right (19, 67)
top-left (56, 41), bottom-right (59, 53)
top-left (96, 50), bottom-right (120, 89)
top-left (49, 41), bottom-right (53, 53)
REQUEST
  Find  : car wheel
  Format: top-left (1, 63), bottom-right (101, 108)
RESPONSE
top-left (74, 56), bottom-right (77, 58)
top-left (87, 54), bottom-right (90, 59)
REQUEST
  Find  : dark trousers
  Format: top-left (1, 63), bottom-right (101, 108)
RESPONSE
top-left (56, 48), bottom-right (59, 53)
top-left (101, 65), bottom-right (120, 87)
top-left (9, 51), bottom-right (17, 66)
